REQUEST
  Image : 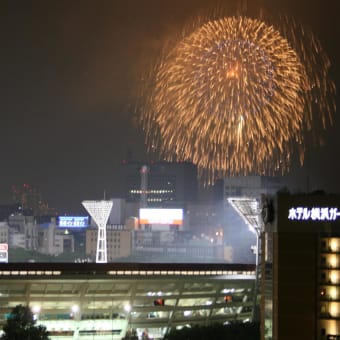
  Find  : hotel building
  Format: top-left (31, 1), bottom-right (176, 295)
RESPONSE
top-left (262, 193), bottom-right (340, 340)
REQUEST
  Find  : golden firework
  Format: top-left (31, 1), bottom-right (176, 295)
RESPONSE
top-left (141, 15), bottom-right (335, 184)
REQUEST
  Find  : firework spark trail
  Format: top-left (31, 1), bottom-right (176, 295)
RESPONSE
top-left (141, 15), bottom-right (335, 184)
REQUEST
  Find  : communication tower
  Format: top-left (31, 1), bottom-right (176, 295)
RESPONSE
top-left (140, 165), bottom-right (149, 208)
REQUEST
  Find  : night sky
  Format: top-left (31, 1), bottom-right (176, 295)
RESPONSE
top-left (0, 0), bottom-right (339, 214)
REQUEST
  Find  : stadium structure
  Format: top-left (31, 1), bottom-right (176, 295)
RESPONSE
top-left (0, 262), bottom-right (256, 339)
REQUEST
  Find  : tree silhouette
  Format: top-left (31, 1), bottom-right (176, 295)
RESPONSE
top-left (1, 305), bottom-right (50, 340)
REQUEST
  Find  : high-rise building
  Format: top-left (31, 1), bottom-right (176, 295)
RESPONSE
top-left (11, 184), bottom-right (42, 214)
top-left (223, 176), bottom-right (283, 198)
top-left (37, 220), bottom-right (75, 256)
top-left (11, 184), bottom-right (54, 216)
top-left (8, 215), bottom-right (38, 251)
top-left (122, 161), bottom-right (198, 206)
top-left (261, 193), bottom-right (340, 340)
top-left (0, 223), bottom-right (9, 245)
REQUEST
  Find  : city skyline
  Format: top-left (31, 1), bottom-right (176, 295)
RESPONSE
top-left (0, 0), bottom-right (338, 213)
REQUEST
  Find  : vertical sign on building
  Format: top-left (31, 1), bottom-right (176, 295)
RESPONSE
top-left (0, 244), bottom-right (8, 263)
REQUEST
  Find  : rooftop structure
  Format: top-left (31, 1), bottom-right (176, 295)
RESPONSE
top-left (227, 197), bottom-right (261, 234)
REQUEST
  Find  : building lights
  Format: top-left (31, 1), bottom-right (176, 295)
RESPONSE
top-left (31, 305), bottom-right (41, 313)
top-left (329, 287), bottom-right (338, 300)
top-left (71, 305), bottom-right (79, 314)
top-left (69, 305), bottom-right (79, 319)
top-left (31, 305), bottom-right (41, 320)
top-left (153, 299), bottom-right (165, 306)
top-left (330, 239), bottom-right (339, 252)
top-left (129, 189), bottom-right (174, 194)
top-left (124, 304), bottom-right (131, 313)
top-left (330, 271), bottom-right (339, 284)
top-left (224, 295), bottom-right (233, 303)
top-left (329, 303), bottom-right (340, 318)
top-left (329, 256), bottom-right (338, 268)
top-left (0, 270), bottom-right (61, 276)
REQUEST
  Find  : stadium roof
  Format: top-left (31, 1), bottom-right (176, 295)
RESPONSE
top-left (0, 263), bottom-right (256, 339)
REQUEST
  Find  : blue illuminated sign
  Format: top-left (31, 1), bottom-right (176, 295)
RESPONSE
top-left (288, 207), bottom-right (340, 221)
top-left (58, 216), bottom-right (89, 228)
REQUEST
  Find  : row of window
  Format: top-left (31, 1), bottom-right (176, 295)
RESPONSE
top-left (321, 256), bottom-right (340, 269)
top-left (319, 238), bottom-right (340, 339)
top-left (320, 239), bottom-right (340, 253)
top-left (107, 270), bottom-right (255, 276)
top-left (320, 271), bottom-right (340, 284)
top-left (129, 190), bottom-right (174, 194)
top-left (90, 238), bottom-right (121, 243)
top-left (0, 270), bottom-right (61, 276)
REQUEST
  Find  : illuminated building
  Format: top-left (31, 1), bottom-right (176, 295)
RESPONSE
top-left (123, 161), bottom-right (198, 206)
top-left (8, 215), bottom-right (38, 251)
top-left (1, 216), bottom-right (76, 256)
top-left (86, 225), bottom-right (132, 261)
top-left (0, 262), bottom-right (256, 339)
top-left (261, 193), bottom-right (340, 340)
top-left (38, 219), bottom-right (75, 256)
top-left (0, 223), bottom-right (9, 245)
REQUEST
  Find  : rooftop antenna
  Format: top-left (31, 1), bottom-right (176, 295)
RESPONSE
top-left (140, 165), bottom-right (149, 208)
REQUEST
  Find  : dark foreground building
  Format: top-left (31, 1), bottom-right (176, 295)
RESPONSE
top-left (262, 193), bottom-right (340, 340)
top-left (0, 262), bottom-right (255, 339)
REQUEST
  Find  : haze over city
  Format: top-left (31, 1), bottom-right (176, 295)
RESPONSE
top-left (0, 0), bottom-right (338, 214)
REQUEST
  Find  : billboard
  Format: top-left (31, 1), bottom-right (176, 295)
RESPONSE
top-left (276, 194), bottom-right (340, 233)
top-left (0, 243), bottom-right (8, 263)
top-left (58, 216), bottom-right (89, 228)
top-left (139, 208), bottom-right (183, 225)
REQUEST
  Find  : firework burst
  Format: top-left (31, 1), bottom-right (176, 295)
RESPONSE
top-left (140, 14), bottom-right (335, 184)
